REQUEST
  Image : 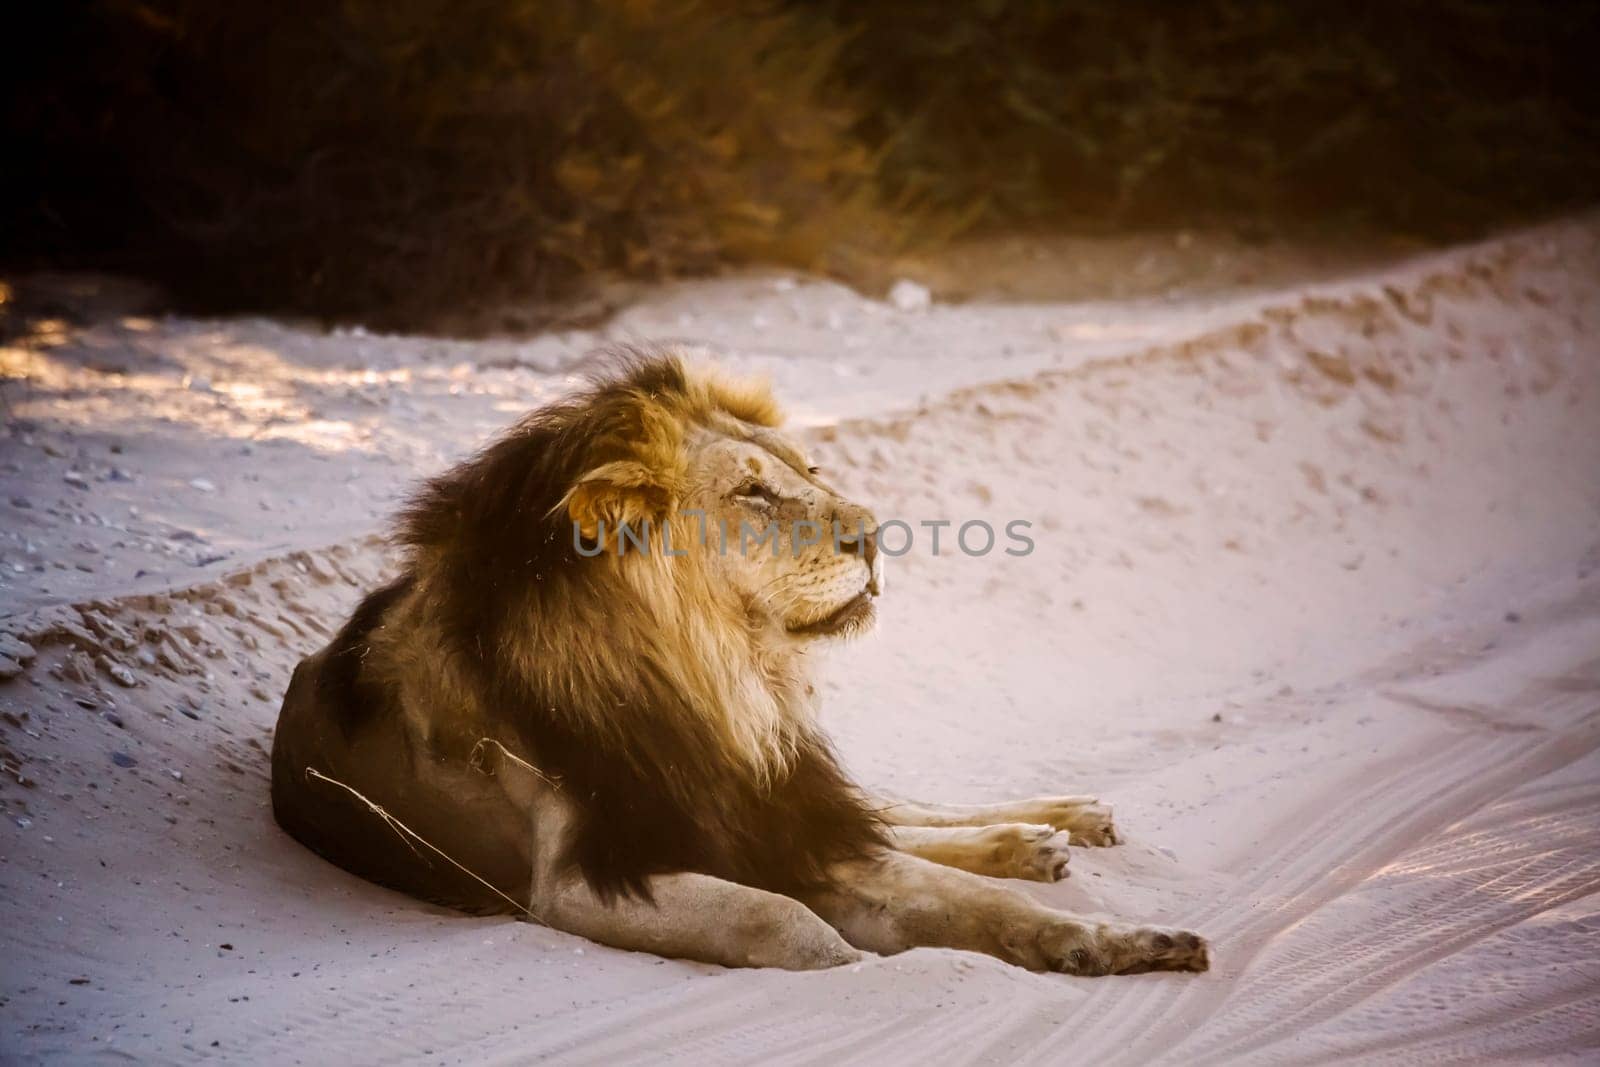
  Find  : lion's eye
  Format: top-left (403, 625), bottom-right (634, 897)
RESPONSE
top-left (734, 480), bottom-right (777, 503)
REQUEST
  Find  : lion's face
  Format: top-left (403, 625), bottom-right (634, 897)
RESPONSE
top-left (684, 425), bottom-right (882, 639)
top-left (556, 356), bottom-right (882, 642)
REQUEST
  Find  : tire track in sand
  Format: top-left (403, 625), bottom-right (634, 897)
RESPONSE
top-left (1044, 670), bottom-right (1600, 1065)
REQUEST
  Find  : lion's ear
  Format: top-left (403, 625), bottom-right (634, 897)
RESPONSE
top-left (563, 461), bottom-right (675, 543)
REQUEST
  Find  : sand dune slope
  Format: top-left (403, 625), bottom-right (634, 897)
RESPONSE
top-left (2, 218), bottom-right (1598, 1063)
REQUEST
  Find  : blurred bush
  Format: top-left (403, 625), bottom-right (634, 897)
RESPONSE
top-left (819, 1), bottom-right (1600, 233)
top-left (3, 0), bottom-right (1597, 330)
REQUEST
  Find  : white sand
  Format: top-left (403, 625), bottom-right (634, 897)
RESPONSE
top-left (2, 218), bottom-right (1598, 1063)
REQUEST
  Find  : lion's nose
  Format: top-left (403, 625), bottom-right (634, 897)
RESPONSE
top-left (835, 524), bottom-right (883, 596)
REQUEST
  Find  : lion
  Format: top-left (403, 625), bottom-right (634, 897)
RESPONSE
top-left (270, 350), bottom-right (1209, 975)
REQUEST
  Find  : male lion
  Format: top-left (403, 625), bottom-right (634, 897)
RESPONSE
top-left (271, 350), bottom-right (1209, 975)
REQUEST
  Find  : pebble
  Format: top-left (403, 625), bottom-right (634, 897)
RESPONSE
top-left (63, 470), bottom-right (90, 490)
top-left (189, 478), bottom-right (217, 493)
top-left (0, 656), bottom-right (21, 680)
top-left (9, 496), bottom-right (31, 509)
top-left (102, 710), bottom-right (125, 729)
top-left (110, 751), bottom-right (137, 768)
top-left (99, 658), bottom-right (138, 688)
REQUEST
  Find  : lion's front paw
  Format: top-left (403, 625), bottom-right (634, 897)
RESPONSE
top-left (1105, 925), bottom-right (1209, 975)
top-left (1036, 922), bottom-right (1210, 977)
top-left (1019, 797), bottom-right (1120, 847)
top-left (993, 823), bottom-right (1072, 882)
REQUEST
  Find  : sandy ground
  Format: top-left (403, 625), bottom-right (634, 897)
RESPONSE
top-left (1, 218), bottom-right (1598, 1064)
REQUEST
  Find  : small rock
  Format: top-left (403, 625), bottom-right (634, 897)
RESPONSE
top-left (1211, 711), bottom-right (1224, 723)
top-left (169, 769), bottom-right (184, 782)
top-left (102, 710), bottom-right (125, 729)
top-left (1504, 610), bottom-right (1522, 623)
top-left (10, 496), bottom-right (31, 509)
top-left (63, 470), bottom-right (90, 490)
top-left (56, 653), bottom-right (93, 684)
top-left (0, 656), bottom-right (21, 681)
top-left (98, 657), bottom-right (138, 688)
top-left (0, 634), bottom-right (37, 665)
top-left (189, 478), bottom-right (217, 493)
top-left (74, 695), bottom-right (99, 710)
top-left (887, 279), bottom-right (931, 312)
top-left (110, 751), bottom-right (137, 768)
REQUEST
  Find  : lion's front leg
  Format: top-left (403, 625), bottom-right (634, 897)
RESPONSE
top-left (538, 871), bottom-right (860, 971)
top-left (887, 823), bottom-right (1072, 882)
top-left (525, 788), bottom-right (858, 971)
top-left (803, 852), bottom-right (1208, 976)
top-left (870, 794), bottom-right (1119, 846)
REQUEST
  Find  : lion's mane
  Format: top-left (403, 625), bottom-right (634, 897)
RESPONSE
top-left (318, 353), bottom-right (884, 903)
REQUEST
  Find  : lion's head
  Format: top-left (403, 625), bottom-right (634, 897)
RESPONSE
top-left (398, 349), bottom-right (883, 784)
top-left (560, 357), bottom-right (883, 641)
